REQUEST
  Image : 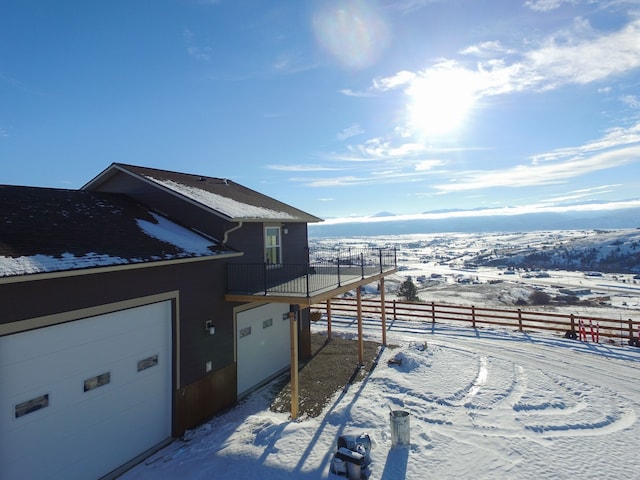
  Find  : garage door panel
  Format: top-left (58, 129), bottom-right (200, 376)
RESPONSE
top-left (0, 301), bottom-right (172, 480)
top-left (237, 304), bottom-right (291, 395)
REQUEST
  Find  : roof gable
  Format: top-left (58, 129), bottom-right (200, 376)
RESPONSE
top-left (85, 163), bottom-right (323, 223)
top-left (0, 185), bottom-right (236, 278)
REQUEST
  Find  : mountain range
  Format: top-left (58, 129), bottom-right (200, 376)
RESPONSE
top-left (309, 205), bottom-right (640, 237)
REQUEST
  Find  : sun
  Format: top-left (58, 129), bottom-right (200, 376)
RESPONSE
top-left (406, 66), bottom-right (476, 137)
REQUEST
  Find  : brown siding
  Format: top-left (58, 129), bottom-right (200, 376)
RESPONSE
top-left (173, 363), bottom-right (237, 435)
top-left (226, 222), bottom-right (310, 265)
top-left (299, 307), bottom-right (312, 360)
top-left (226, 222), bottom-right (264, 262)
top-left (283, 223), bottom-right (309, 265)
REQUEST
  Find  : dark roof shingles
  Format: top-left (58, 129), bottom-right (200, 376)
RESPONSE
top-left (0, 185), bottom-right (225, 275)
top-left (115, 163), bottom-right (323, 223)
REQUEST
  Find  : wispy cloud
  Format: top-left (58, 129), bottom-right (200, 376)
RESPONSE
top-left (319, 121), bottom-right (640, 195)
top-left (328, 136), bottom-right (489, 165)
top-left (523, 0), bottom-right (577, 12)
top-left (383, 0), bottom-right (445, 14)
top-left (337, 124), bottom-right (365, 140)
top-left (343, 137), bottom-right (430, 160)
top-left (303, 176), bottom-right (367, 187)
top-left (415, 159), bottom-right (445, 171)
top-left (338, 88), bottom-right (374, 97)
top-left (434, 144), bottom-right (640, 193)
top-left (302, 171), bottom-right (424, 188)
top-left (184, 29), bottom-right (211, 61)
top-left (621, 94), bottom-right (640, 108)
top-left (372, 70), bottom-right (416, 91)
top-left (271, 52), bottom-right (318, 74)
top-left (267, 164), bottom-right (344, 172)
top-left (530, 122), bottom-right (640, 163)
top-left (459, 41), bottom-right (516, 57)
top-left (521, 17), bottom-right (640, 89)
top-left (362, 17), bottom-right (640, 99)
top-left (545, 184), bottom-right (622, 204)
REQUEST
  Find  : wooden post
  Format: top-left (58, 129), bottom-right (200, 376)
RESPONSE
top-left (471, 305), bottom-right (476, 329)
top-left (518, 308), bottom-right (523, 332)
top-left (289, 311), bottom-right (299, 420)
top-left (357, 287), bottom-right (364, 365)
top-left (431, 301), bottom-right (436, 324)
top-left (326, 299), bottom-right (332, 340)
top-left (380, 277), bottom-right (387, 347)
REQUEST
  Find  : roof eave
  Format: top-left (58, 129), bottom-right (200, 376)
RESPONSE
top-left (84, 163), bottom-right (324, 224)
top-left (230, 216), bottom-right (323, 224)
top-left (80, 162), bottom-right (125, 190)
top-left (0, 251), bottom-right (243, 285)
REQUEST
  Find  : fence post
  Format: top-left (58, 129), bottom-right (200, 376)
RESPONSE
top-left (431, 302), bottom-right (436, 324)
top-left (337, 256), bottom-right (341, 287)
top-left (570, 313), bottom-right (575, 332)
top-left (393, 300), bottom-right (397, 320)
top-left (379, 249), bottom-right (383, 274)
top-left (518, 309), bottom-right (523, 332)
top-left (471, 305), bottom-right (476, 329)
top-left (326, 299), bottom-right (332, 340)
top-left (360, 252), bottom-right (365, 279)
top-left (380, 279), bottom-right (387, 346)
top-left (629, 318), bottom-right (635, 342)
top-left (263, 263), bottom-right (268, 295)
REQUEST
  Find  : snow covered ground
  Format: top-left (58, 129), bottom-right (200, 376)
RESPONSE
top-left (312, 231), bottom-right (640, 317)
top-left (121, 316), bottom-right (640, 480)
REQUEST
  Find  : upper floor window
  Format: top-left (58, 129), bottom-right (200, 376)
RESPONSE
top-left (265, 226), bottom-right (282, 265)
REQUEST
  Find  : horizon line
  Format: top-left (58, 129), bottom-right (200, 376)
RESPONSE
top-left (311, 199), bottom-right (640, 226)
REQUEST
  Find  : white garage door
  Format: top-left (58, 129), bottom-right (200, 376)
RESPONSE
top-left (237, 303), bottom-right (291, 396)
top-left (0, 301), bottom-right (172, 480)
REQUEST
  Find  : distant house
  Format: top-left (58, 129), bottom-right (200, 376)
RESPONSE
top-left (0, 163), bottom-right (396, 479)
top-left (559, 287), bottom-right (592, 296)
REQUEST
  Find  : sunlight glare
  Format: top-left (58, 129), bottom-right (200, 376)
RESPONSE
top-left (312, 0), bottom-right (389, 70)
top-left (406, 66), bottom-right (477, 137)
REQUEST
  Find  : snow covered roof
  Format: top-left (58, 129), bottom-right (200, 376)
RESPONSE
top-left (0, 185), bottom-right (238, 279)
top-left (86, 163), bottom-right (323, 223)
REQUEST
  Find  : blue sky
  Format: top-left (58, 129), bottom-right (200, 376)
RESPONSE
top-left (2, 0), bottom-right (640, 221)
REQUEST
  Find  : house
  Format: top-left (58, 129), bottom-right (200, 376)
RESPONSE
top-left (0, 163), bottom-right (396, 479)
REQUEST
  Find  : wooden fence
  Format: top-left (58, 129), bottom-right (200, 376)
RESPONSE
top-left (311, 297), bottom-right (640, 345)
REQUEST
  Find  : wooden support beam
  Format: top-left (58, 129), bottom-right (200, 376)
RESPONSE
top-left (357, 287), bottom-right (363, 365)
top-left (289, 311), bottom-right (299, 420)
top-left (326, 299), bottom-right (332, 340)
top-left (380, 277), bottom-right (387, 347)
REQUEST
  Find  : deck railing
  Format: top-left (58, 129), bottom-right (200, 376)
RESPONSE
top-left (226, 247), bottom-right (397, 297)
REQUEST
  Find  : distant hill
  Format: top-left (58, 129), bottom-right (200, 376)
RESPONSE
top-left (309, 206), bottom-right (640, 237)
top-left (468, 229), bottom-right (640, 274)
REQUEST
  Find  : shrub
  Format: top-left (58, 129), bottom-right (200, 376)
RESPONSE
top-left (398, 277), bottom-right (419, 302)
top-left (529, 290), bottom-right (551, 305)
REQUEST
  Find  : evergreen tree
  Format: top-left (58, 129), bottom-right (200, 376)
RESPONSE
top-left (398, 277), bottom-right (419, 301)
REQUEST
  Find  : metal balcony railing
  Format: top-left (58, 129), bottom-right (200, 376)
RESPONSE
top-left (226, 247), bottom-right (397, 298)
